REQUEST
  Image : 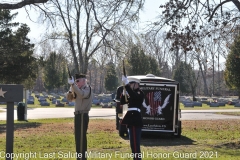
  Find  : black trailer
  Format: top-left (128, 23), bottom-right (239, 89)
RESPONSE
top-left (116, 74), bottom-right (181, 137)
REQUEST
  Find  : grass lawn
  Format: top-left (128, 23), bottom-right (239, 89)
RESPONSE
top-left (0, 118), bottom-right (240, 160)
top-left (216, 112), bottom-right (240, 116)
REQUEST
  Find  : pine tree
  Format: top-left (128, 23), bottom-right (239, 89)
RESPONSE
top-left (128, 45), bottom-right (161, 76)
top-left (44, 52), bottom-right (67, 91)
top-left (104, 62), bottom-right (118, 92)
top-left (224, 35), bottom-right (240, 98)
top-left (0, 9), bottom-right (37, 85)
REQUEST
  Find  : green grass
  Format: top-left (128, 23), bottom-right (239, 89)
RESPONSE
top-left (217, 112), bottom-right (240, 116)
top-left (0, 118), bottom-right (240, 160)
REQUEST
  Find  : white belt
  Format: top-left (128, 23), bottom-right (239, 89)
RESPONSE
top-left (128, 108), bottom-right (141, 112)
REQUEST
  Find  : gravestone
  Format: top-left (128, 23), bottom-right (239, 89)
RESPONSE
top-left (218, 102), bottom-right (226, 106)
top-left (0, 85), bottom-right (23, 160)
top-left (210, 102), bottom-right (219, 107)
top-left (184, 102), bottom-right (194, 107)
top-left (193, 101), bottom-right (202, 107)
top-left (234, 103), bottom-right (240, 107)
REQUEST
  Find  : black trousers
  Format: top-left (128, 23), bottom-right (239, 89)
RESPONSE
top-left (128, 126), bottom-right (142, 160)
top-left (116, 113), bottom-right (119, 129)
top-left (74, 113), bottom-right (89, 160)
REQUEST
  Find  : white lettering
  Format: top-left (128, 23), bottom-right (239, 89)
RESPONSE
top-left (146, 151), bottom-right (170, 158)
top-left (0, 151), bottom-right (37, 159)
top-left (85, 151), bottom-right (112, 158)
top-left (173, 151), bottom-right (197, 158)
top-left (58, 151), bottom-right (82, 159)
top-left (114, 151), bottom-right (144, 159)
top-left (0, 151), bottom-right (5, 158)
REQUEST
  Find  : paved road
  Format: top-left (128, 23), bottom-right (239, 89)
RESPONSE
top-left (179, 109), bottom-right (240, 120)
top-left (0, 108), bottom-right (116, 120)
top-left (1, 108), bottom-right (240, 120)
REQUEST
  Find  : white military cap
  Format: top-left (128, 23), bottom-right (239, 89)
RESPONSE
top-left (127, 77), bottom-right (141, 83)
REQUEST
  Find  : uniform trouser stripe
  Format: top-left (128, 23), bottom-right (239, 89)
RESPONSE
top-left (80, 114), bottom-right (83, 160)
top-left (133, 126), bottom-right (138, 160)
top-left (129, 126), bottom-right (142, 160)
top-left (75, 113), bottom-right (88, 160)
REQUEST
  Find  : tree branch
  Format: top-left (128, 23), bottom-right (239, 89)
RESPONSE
top-left (208, 0), bottom-right (232, 22)
top-left (231, 0), bottom-right (240, 11)
top-left (0, 0), bottom-right (48, 9)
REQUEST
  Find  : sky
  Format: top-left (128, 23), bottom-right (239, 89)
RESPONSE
top-left (7, 0), bottom-right (231, 68)
top-left (10, 0), bottom-right (166, 42)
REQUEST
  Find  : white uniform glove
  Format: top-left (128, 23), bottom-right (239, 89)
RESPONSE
top-left (68, 76), bottom-right (74, 85)
top-left (122, 75), bottom-right (129, 85)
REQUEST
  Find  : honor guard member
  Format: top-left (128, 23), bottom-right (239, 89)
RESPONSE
top-left (67, 74), bottom-right (92, 160)
top-left (113, 86), bottom-right (124, 130)
top-left (121, 76), bottom-right (144, 160)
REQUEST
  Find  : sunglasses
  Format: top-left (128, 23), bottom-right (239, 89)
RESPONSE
top-left (75, 79), bottom-right (81, 83)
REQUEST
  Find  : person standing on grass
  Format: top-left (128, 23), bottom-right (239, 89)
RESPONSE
top-left (121, 76), bottom-right (145, 160)
top-left (67, 74), bottom-right (92, 160)
top-left (113, 85), bottom-right (124, 129)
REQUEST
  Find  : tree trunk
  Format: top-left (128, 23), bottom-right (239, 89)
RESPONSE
top-left (197, 59), bottom-right (209, 95)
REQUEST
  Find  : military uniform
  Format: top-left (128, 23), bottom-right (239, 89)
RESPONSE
top-left (114, 86), bottom-right (123, 129)
top-left (67, 74), bottom-right (92, 160)
top-left (120, 77), bottom-right (144, 160)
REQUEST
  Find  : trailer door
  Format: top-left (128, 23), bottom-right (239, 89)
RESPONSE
top-left (140, 83), bottom-right (178, 133)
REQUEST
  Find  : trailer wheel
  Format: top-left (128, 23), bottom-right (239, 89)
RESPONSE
top-left (175, 121), bottom-right (182, 138)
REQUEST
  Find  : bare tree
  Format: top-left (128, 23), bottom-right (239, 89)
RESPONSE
top-left (141, 0), bottom-right (240, 96)
top-left (140, 32), bottom-right (173, 77)
top-left (1, 0), bottom-right (144, 74)
top-left (31, 0), bottom-right (144, 74)
top-left (0, 0), bottom-right (48, 9)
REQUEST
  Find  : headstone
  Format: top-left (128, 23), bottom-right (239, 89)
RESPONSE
top-left (184, 102), bottom-right (194, 107)
top-left (218, 102), bottom-right (226, 106)
top-left (210, 102), bottom-right (219, 107)
top-left (193, 101), bottom-right (202, 107)
top-left (234, 103), bottom-right (240, 107)
top-left (40, 101), bottom-right (50, 106)
top-left (56, 103), bottom-right (65, 107)
top-left (68, 102), bottom-right (75, 106)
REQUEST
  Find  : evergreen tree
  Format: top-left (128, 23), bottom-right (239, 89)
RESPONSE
top-left (0, 9), bottom-right (37, 85)
top-left (62, 64), bottom-right (68, 90)
top-left (128, 45), bottom-right (143, 75)
top-left (224, 35), bottom-right (240, 98)
top-left (148, 56), bottom-right (161, 76)
top-left (128, 45), bottom-right (161, 76)
top-left (105, 62), bottom-right (118, 92)
top-left (43, 52), bottom-right (67, 91)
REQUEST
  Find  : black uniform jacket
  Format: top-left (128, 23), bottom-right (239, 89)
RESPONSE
top-left (114, 86), bottom-right (123, 102)
top-left (114, 86), bottom-right (123, 113)
top-left (120, 84), bottom-right (144, 127)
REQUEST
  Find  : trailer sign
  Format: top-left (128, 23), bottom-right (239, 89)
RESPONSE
top-left (116, 74), bottom-right (181, 137)
top-left (141, 84), bottom-right (177, 132)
